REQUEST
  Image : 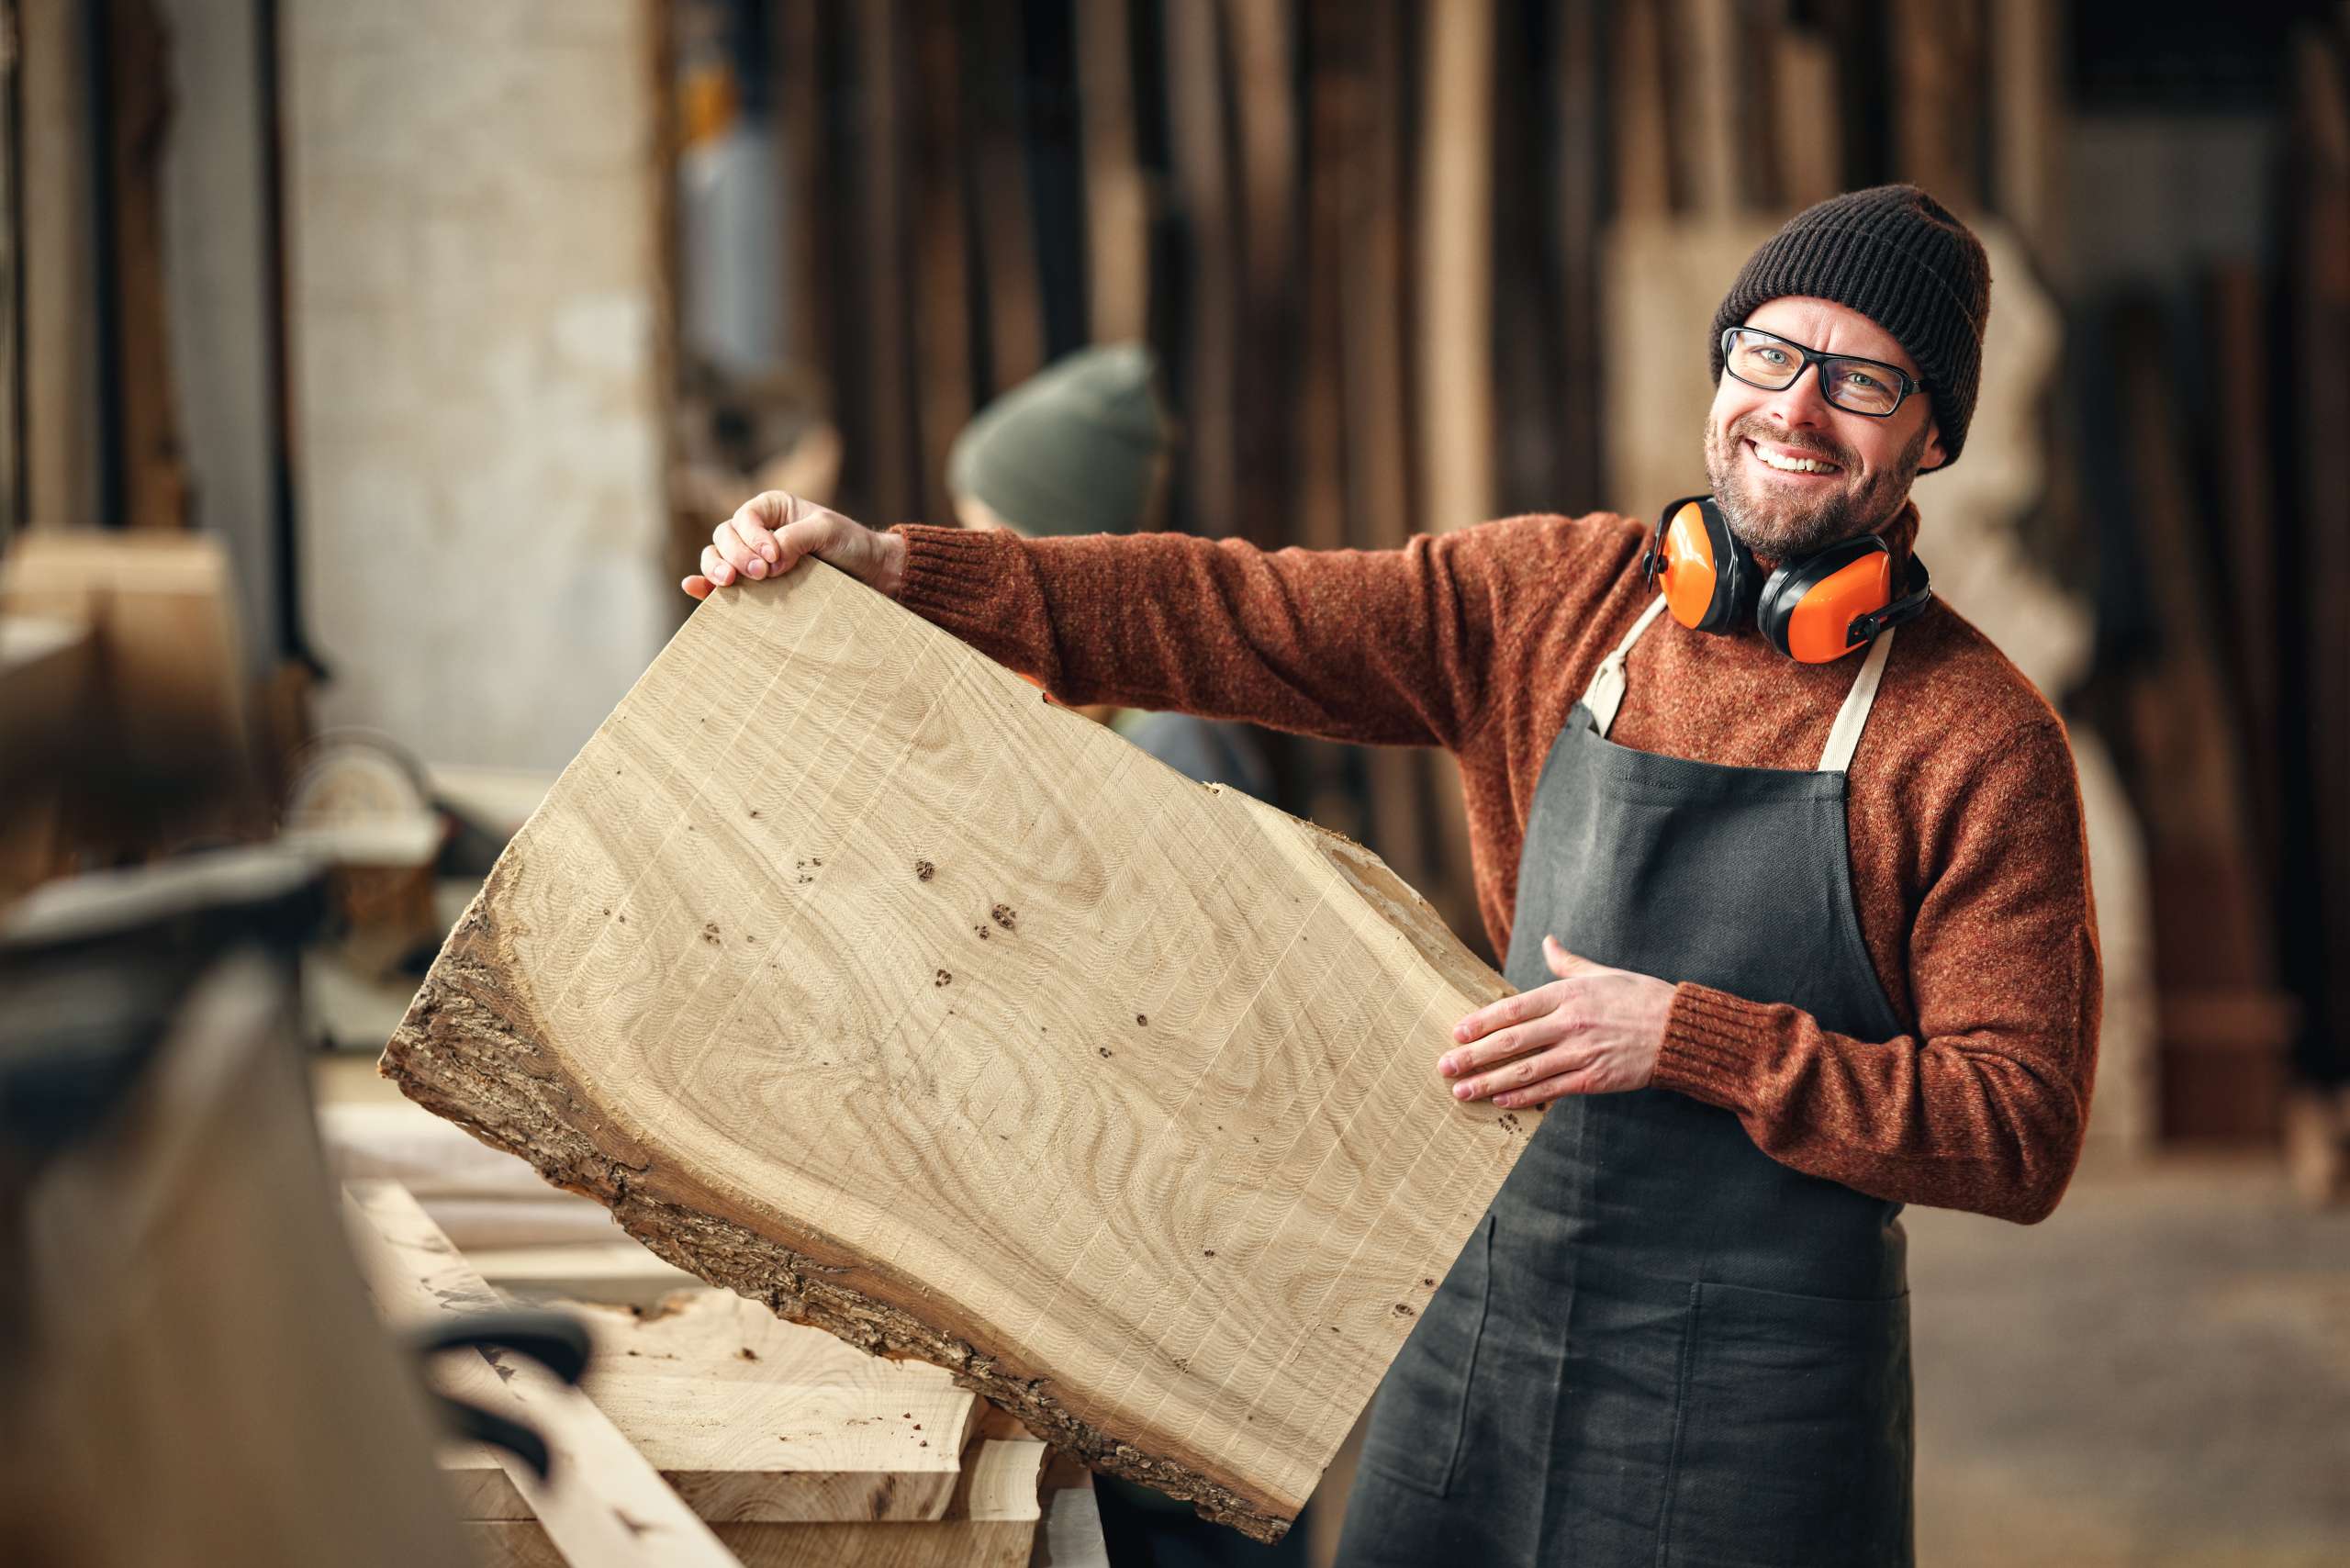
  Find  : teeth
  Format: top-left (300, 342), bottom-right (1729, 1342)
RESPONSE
top-left (1751, 442), bottom-right (1839, 475)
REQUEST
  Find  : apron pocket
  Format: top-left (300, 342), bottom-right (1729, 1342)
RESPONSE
top-left (1659, 1280), bottom-right (1911, 1568)
top-left (1357, 1212), bottom-right (1495, 1498)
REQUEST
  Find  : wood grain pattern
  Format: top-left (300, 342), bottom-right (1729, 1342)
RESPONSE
top-left (383, 563), bottom-right (1521, 1540)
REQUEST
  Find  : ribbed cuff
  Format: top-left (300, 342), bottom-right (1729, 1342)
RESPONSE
top-left (887, 523), bottom-right (1019, 633)
top-left (1651, 981), bottom-right (1779, 1111)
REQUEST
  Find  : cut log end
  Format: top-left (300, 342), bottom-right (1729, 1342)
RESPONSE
top-left (380, 872), bottom-right (1296, 1544)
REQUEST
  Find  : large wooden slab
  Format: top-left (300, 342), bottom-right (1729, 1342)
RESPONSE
top-left (384, 562), bottom-right (1521, 1540)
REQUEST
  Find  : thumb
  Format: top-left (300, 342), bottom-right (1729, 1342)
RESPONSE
top-left (1542, 935), bottom-right (1599, 980)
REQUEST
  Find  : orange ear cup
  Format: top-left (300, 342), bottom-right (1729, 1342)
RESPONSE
top-left (1776, 547), bottom-right (1895, 663)
top-left (1657, 499), bottom-right (1724, 631)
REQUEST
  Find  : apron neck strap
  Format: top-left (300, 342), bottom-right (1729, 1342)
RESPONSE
top-left (1816, 626), bottom-right (1897, 773)
top-left (1580, 596), bottom-right (1897, 771)
top-left (1582, 595), bottom-right (1672, 737)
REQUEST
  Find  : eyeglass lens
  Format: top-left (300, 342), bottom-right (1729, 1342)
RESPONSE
top-left (1725, 330), bottom-right (1904, 417)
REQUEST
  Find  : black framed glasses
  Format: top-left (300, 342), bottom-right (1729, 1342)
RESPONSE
top-left (1719, 327), bottom-right (1918, 419)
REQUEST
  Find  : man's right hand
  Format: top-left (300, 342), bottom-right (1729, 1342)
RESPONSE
top-left (682, 492), bottom-right (909, 601)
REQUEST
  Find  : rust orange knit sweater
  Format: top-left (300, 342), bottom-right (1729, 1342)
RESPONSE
top-left (887, 504), bottom-right (2100, 1226)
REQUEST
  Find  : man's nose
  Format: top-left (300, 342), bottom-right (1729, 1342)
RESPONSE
top-left (1757, 364), bottom-right (1837, 429)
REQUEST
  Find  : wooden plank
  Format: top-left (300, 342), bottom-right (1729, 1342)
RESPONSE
top-left (2204, 263), bottom-right (2282, 890)
top-left (381, 562), bottom-right (1521, 1542)
top-left (1552, 0), bottom-right (1605, 502)
top-left (1989, 0), bottom-right (2063, 258)
top-left (470, 1438), bottom-right (1045, 1568)
top-left (967, 0), bottom-right (1045, 386)
top-left (1417, 0), bottom-right (1495, 532)
top-left (1774, 27), bottom-right (1842, 210)
top-left (21, 0), bottom-right (101, 532)
top-left (1891, 0), bottom-right (1986, 206)
top-left (1678, 0), bottom-right (1740, 217)
top-left (1074, 0), bottom-right (1147, 345)
top-left (471, 1241), bottom-right (701, 1305)
top-left (520, 1291), bottom-right (984, 1525)
top-left (1611, 0), bottom-right (1674, 220)
top-left (104, 0), bottom-right (189, 531)
top-left (8, 956), bottom-right (470, 1567)
top-left (1163, 0), bottom-right (1237, 536)
top-left (912, 5), bottom-right (974, 529)
top-left (1228, 0), bottom-right (1298, 549)
top-left (0, 0), bottom-right (19, 538)
top-left (343, 1179), bottom-right (741, 1568)
top-left (2288, 24), bottom-right (2350, 1094)
top-left (853, 0), bottom-right (916, 522)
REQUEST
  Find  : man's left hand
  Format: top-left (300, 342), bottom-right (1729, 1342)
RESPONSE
top-left (1440, 936), bottom-right (1675, 1109)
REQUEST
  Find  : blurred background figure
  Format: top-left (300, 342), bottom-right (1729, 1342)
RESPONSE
top-left (948, 342), bottom-right (1277, 808)
top-left (4, 3), bottom-right (2349, 1566)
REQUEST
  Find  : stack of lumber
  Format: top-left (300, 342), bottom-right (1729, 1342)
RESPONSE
top-left (383, 562), bottom-right (1522, 1542)
top-left (347, 1179), bottom-right (1091, 1568)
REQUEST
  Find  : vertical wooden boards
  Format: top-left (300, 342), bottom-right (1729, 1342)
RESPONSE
top-left (383, 563), bottom-right (1521, 1540)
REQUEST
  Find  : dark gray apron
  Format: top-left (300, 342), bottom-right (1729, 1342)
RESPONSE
top-left (1337, 596), bottom-right (1914, 1567)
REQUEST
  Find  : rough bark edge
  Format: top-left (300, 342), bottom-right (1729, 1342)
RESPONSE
top-left (381, 877), bottom-right (1295, 1543)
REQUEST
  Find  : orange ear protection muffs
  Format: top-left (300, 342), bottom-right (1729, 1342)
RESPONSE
top-left (1640, 494), bottom-right (1932, 663)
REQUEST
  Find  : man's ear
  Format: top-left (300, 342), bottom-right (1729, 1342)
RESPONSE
top-left (1916, 418), bottom-right (1949, 476)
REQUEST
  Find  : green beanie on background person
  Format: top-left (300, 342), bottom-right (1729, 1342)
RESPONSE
top-left (947, 342), bottom-right (1174, 537)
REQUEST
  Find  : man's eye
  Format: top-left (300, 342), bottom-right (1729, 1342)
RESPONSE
top-left (1756, 348), bottom-right (1789, 366)
top-left (1843, 370), bottom-right (1880, 389)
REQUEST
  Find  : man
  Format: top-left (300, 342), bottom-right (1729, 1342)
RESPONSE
top-left (684, 185), bottom-right (2099, 1567)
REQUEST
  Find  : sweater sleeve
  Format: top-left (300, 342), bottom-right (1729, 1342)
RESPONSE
top-left (1648, 718), bottom-right (2101, 1225)
top-left (886, 521), bottom-right (1540, 749)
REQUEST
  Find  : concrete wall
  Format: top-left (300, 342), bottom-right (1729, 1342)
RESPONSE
top-left (282, 0), bottom-right (670, 769)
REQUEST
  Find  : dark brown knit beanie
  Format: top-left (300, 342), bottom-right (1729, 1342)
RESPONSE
top-left (1709, 185), bottom-right (1991, 466)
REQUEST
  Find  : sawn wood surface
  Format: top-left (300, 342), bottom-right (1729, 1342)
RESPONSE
top-left (384, 561), bottom-right (1524, 1540)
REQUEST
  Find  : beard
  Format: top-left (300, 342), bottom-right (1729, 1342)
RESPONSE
top-left (1701, 413), bottom-right (1928, 559)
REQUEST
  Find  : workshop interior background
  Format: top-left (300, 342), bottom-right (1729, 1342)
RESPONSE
top-left (4, 2), bottom-right (2349, 1565)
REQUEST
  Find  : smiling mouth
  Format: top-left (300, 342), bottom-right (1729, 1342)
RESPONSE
top-left (1746, 439), bottom-right (1843, 478)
